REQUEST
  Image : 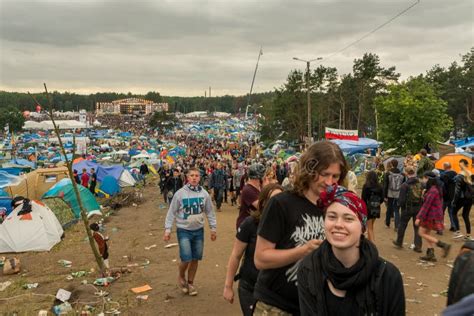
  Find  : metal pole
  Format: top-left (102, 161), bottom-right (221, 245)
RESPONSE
top-left (246, 48), bottom-right (263, 119)
top-left (306, 61), bottom-right (311, 146)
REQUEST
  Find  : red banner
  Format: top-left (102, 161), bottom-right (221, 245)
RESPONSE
top-left (325, 127), bottom-right (359, 141)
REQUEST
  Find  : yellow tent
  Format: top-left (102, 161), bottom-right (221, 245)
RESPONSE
top-left (6, 167), bottom-right (70, 200)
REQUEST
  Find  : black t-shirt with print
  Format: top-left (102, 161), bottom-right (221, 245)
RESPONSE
top-left (254, 191), bottom-right (325, 315)
top-left (236, 216), bottom-right (259, 286)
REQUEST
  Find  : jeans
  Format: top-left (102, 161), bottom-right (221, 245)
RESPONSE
top-left (214, 188), bottom-right (224, 209)
top-left (443, 200), bottom-right (455, 229)
top-left (453, 198), bottom-right (473, 234)
top-left (396, 207), bottom-right (422, 249)
top-left (238, 279), bottom-right (256, 316)
top-left (177, 228), bottom-right (204, 262)
top-left (385, 197), bottom-right (400, 228)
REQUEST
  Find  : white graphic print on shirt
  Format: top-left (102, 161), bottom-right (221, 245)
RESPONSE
top-left (285, 214), bottom-right (325, 283)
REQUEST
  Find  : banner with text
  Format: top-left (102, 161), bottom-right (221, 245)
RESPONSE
top-left (325, 127), bottom-right (359, 141)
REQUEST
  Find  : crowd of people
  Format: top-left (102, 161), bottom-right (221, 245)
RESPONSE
top-left (158, 137), bottom-right (473, 316)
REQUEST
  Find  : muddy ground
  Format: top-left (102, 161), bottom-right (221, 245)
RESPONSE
top-left (0, 178), bottom-right (470, 315)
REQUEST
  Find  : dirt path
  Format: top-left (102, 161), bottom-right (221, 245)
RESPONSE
top-left (0, 180), bottom-right (469, 315)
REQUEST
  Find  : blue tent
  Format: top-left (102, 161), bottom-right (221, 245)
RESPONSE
top-left (72, 160), bottom-right (131, 185)
top-left (330, 138), bottom-right (380, 155)
top-left (98, 175), bottom-right (120, 197)
top-left (42, 179), bottom-right (100, 218)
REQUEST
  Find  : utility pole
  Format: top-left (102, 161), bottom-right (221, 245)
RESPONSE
top-left (209, 86), bottom-right (211, 98)
top-left (293, 56), bottom-right (323, 147)
top-left (246, 47), bottom-right (263, 119)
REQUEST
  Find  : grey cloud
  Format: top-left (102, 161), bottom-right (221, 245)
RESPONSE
top-left (0, 0), bottom-right (472, 96)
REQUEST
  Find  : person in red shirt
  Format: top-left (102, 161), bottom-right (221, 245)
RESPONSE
top-left (81, 168), bottom-right (90, 188)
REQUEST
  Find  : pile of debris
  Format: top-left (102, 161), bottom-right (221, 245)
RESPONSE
top-left (101, 189), bottom-right (144, 210)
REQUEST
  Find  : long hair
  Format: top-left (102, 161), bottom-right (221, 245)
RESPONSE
top-left (291, 141), bottom-right (349, 196)
top-left (459, 159), bottom-right (473, 185)
top-left (364, 170), bottom-right (380, 189)
top-left (425, 177), bottom-right (440, 193)
top-left (252, 183), bottom-right (284, 222)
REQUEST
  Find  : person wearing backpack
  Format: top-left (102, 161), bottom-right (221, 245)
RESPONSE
top-left (362, 171), bottom-right (384, 242)
top-left (383, 159), bottom-right (404, 230)
top-left (393, 167), bottom-right (423, 253)
top-left (452, 159), bottom-right (473, 241)
top-left (416, 149), bottom-right (434, 178)
top-left (440, 162), bottom-right (457, 232)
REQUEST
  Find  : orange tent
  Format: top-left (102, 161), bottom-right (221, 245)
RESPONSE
top-left (435, 153), bottom-right (473, 173)
top-left (73, 157), bottom-right (85, 164)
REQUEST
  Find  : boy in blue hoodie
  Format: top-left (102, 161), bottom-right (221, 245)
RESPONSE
top-left (163, 167), bottom-right (217, 296)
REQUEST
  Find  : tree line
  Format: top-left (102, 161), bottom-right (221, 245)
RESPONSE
top-left (259, 48), bottom-right (473, 154)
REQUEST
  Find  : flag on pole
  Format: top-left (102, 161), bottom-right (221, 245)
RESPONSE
top-left (4, 123), bottom-right (9, 133)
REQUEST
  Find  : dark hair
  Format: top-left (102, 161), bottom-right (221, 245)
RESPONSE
top-left (89, 223), bottom-right (100, 232)
top-left (424, 172), bottom-right (440, 193)
top-left (292, 141), bottom-right (348, 196)
top-left (391, 159), bottom-right (399, 168)
top-left (252, 183), bottom-right (284, 222)
top-left (459, 159), bottom-right (469, 166)
top-left (420, 149), bottom-right (427, 156)
top-left (364, 171), bottom-right (380, 189)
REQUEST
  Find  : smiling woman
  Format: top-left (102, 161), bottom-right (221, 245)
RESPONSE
top-left (297, 186), bottom-right (406, 316)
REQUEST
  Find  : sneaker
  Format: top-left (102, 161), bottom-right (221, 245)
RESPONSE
top-left (464, 235), bottom-right (474, 241)
top-left (453, 232), bottom-right (464, 239)
top-left (449, 227), bottom-right (456, 232)
top-left (413, 247), bottom-right (422, 253)
top-left (178, 281), bottom-right (188, 294)
top-left (188, 284), bottom-right (198, 296)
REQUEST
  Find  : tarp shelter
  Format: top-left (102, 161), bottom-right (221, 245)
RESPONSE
top-left (6, 167), bottom-right (69, 200)
top-left (330, 138), bottom-right (379, 155)
top-left (42, 179), bottom-right (101, 218)
top-left (0, 200), bottom-right (64, 253)
top-left (435, 153), bottom-right (474, 174)
top-left (73, 160), bottom-right (136, 187)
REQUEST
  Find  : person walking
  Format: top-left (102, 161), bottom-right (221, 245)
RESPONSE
top-left (416, 171), bottom-right (451, 262)
top-left (236, 163), bottom-right (265, 230)
top-left (166, 169), bottom-right (184, 204)
top-left (139, 161), bottom-right (149, 185)
top-left (452, 159), bottom-right (473, 241)
top-left (223, 183), bottom-right (283, 316)
top-left (383, 160), bottom-right (404, 230)
top-left (393, 167), bottom-right (423, 253)
top-left (361, 171), bottom-right (384, 242)
top-left (253, 141), bottom-right (349, 316)
top-left (210, 163), bottom-right (227, 212)
top-left (441, 162), bottom-right (458, 232)
top-left (298, 186), bottom-right (405, 316)
top-left (163, 168), bottom-right (217, 296)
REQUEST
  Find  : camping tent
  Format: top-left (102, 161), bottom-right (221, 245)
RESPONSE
top-left (98, 175), bottom-right (120, 197)
top-left (42, 179), bottom-right (101, 218)
top-left (435, 153), bottom-right (474, 173)
top-left (0, 200), bottom-right (64, 253)
top-left (73, 161), bottom-right (136, 187)
top-left (5, 167), bottom-right (69, 200)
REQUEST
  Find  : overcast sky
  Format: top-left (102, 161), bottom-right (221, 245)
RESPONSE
top-left (0, 0), bottom-right (472, 97)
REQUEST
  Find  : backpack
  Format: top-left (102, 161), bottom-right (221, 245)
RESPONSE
top-left (387, 172), bottom-right (404, 198)
top-left (406, 181), bottom-right (423, 209)
top-left (368, 191), bottom-right (382, 217)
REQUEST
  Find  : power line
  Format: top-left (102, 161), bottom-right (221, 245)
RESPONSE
top-left (325, 0), bottom-right (420, 60)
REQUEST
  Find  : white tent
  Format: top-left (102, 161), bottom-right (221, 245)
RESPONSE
top-left (0, 200), bottom-right (64, 253)
top-left (119, 170), bottom-right (136, 187)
